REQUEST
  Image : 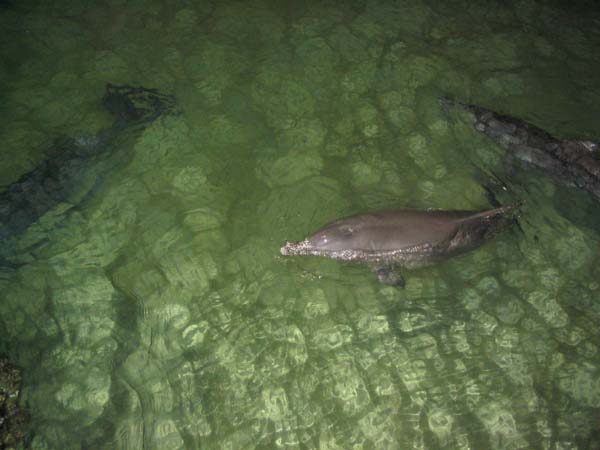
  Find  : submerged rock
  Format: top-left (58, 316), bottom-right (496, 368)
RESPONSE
top-left (442, 97), bottom-right (600, 201)
top-left (0, 356), bottom-right (28, 449)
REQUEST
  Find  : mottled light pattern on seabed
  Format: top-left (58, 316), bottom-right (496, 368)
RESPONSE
top-left (1, 0), bottom-right (600, 449)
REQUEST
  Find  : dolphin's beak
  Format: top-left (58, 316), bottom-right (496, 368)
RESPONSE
top-left (280, 240), bottom-right (310, 256)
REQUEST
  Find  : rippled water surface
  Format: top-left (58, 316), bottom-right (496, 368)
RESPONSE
top-left (1, 1), bottom-right (600, 449)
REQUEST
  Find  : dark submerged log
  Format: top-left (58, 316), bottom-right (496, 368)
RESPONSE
top-left (440, 97), bottom-right (600, 201)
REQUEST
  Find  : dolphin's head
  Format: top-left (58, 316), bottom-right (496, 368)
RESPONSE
top-left (281, 217), bottom-right (367, 256)
top-left (305, 221), bottom-right (361, 251)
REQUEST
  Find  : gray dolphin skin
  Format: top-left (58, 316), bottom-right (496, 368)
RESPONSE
top-left (281, 204), bottom-right (519, 286)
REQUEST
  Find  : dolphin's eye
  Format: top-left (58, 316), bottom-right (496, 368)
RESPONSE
top-left (340, 226), bottom-right (355, 237)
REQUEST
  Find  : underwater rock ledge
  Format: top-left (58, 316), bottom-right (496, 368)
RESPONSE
top-left (441, 97), bottom-right (600, 201)
top-left (0, 84), bottom-right (178, 253)
top-left (0, 356), bottom-right (27, 449)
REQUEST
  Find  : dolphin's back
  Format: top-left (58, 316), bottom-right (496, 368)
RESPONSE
top-left (308, 210), bottom-right (468, 251)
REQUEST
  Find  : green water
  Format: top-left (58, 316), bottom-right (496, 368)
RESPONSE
top-left (1, 1), bottom-right (600, 449)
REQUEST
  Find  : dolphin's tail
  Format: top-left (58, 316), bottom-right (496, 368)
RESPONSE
top-left (448, 203), bottom-right (521, 251)
top-left (474, 202), bottom-right (522, 220)
top-left (482, 201), bottom-right (524, 236)
top-left (475, 163), bottom-right (525, 235)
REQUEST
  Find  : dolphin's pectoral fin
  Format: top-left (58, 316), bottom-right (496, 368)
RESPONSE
top-left (372, 266), bottom-right (405, 287)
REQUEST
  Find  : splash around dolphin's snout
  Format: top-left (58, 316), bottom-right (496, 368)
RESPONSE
top-left (280, 243), bottom-right (293, 255)
top-left (280, 240), bottom-right (310, 256)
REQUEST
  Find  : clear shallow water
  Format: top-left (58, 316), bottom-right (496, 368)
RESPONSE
top-left (1, 1), bottom-right (600, 449)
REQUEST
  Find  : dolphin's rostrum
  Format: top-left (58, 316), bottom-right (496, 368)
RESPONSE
top-left (281, 204), bottom-right (519, 286)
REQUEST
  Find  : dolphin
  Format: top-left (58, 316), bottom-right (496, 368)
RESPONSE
top-left (281, 204), bottom-right (519, 286)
